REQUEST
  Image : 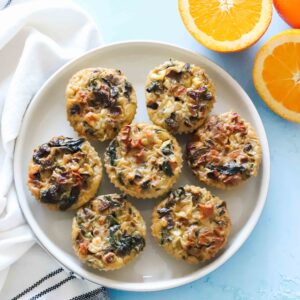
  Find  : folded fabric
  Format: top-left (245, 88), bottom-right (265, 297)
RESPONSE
top-left (0, 0), bottom-right (106, 296)
top-left (0, 245), bottom-right (109, 300)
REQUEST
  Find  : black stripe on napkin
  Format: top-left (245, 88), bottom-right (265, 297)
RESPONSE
top-left (70, 287), bottom-right (107, 300)
top-left (11, 268), bottom-right (64, 300)
top-left (0, 0), bottom-right (12, 10)
top-left (29, 274), bottom-right (76, 300)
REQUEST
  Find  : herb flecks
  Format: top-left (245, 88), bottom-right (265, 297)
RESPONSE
top-left (165, 112), bottom-right (177, 130)
top-left (160, 161), bottom-right (174, 177)
top-left (207, 162), bottom-right (247, 176)
top-left (146, 81), bottom-right (162, 93)
top-left (48, 137), bottom-right (85, 153)
top-left (106, 140), bottom-right (118, 166)
top-left (161, 142), bottom-right (173, 156)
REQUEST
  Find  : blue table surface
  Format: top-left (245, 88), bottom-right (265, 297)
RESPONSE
top-left (74, 1), bottom-right (300, 299)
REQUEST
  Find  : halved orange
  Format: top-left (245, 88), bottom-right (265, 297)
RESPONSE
top-left (253, 29), bottom-right (300, 123)
top-left (178, 0), bottom-right (273, 52)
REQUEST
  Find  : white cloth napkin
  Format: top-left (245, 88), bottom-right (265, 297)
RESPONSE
top-left (0, 0), bottom-right (106, 297)
top-left (0, 244), bottom-right (109, 299)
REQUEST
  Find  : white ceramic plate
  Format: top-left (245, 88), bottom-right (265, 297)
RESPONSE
top-left (14, 41), bottom-right (270, 292)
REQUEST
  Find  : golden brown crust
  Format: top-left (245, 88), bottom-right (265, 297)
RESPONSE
top-left (28, 136), bottom-right (102, 210)
top-left (104, 123), bottom-right (183, 199)
top-left (66, 68), bottom-right (137, 141)
top-left (186, 112), bottom-right (262, 189)
top-left (145, 60), bottom-right (215, 134)
top-left (151, 185), bottom-right (231, 264)
top-left (72, 194), bottom-right (146, 271)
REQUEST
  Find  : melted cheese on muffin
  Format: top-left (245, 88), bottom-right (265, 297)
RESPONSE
top-left (104, 123), bottom-right (183, 198)
top-left (28, 136), bottom-right (102, 210)
top-left (152, 185), bottom-right (231, 264)
top-left (72, 194), bottom-right (146, 271)
top-left (146, 60), bottom-right (215, 134)
top-left (186, 112), bottom-right (262, 189)
top-left (66, 68), bottom-right (137, 141)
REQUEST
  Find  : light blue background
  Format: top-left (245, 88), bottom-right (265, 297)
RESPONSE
top-left (74, 1), bottom-right (300, 299)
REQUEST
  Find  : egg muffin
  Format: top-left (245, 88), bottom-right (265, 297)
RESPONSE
top-left (145, 60), bottom-right (215, 134)
top-left (28, 136), bottom-right (102, 210)
top-left (72, 193), bottom-right (146, 271)
top-left (186, 112), bottom-right (262, 189)
top-left (66, 68), bottom-right (137, 141)
top-left (152, 185), bottom-right (231, 264)
top-left (104, 123), bottom-right (183, 198)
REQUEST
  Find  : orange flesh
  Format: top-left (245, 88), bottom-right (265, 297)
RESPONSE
top-left (189, 0), bottom-right (262, 41)
top-left (262, 42), bottom-right (300, 113)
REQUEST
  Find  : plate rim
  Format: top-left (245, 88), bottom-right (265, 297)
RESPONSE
top-left (14, 40), bottom-right (270, 292)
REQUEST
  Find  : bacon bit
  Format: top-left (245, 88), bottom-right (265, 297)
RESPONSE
top-left (224, 145), bottom-right (231, 152)
top-left (103, 252), bottom-right (115, 264)
top-left (72, 171), bottom-right (83, 187)
top-left (199, 235), bottom-right (225, 251)
top-left (240, 157), bottom-right (249, 163)
top-left (214, 236), bottom-right (225, 248)
top-left (174, 86), bottom-right (186, 97)
top-left (78, 240), bottom-right (89, 256)
top-left (198, 230), bottom-right (224, 248)
top-left (199, 204), bottom-right (214, 218)
top-left (131, 138), bottom-right (142, 149)
top-left (189, 147), bottom-right (208, 166)
top-left (232, 114), bottom-right (243, 127)
top-left (230, 114), bottom-right (247, 133)
top-left (178, 217), bottom-right (189, 226)
top-left (232, 124), bottom-right (246, 133)
top-left (228, 150), bottom-right (241, 159)
top-left (84, 112), bottom-right (98, 123)
top-left (231, 112), bottom-right (240, 123)
top-left (78, 91), bottom-right (89, 103)
top-left (120, 125), bottom-right (131, 150)
top-left (120, 125), bottom-right (131, 141)
top-left (186, 239), bottom-right (196, 247)
top-left (168, 160), bottom-right (178, 170)
top-left (205, 149), bottom-right (220, 164)
top-left (223, 175), bottom-right (240, 185)
top-left (198, 230), bottom-right (213, 245)
top-left (209, 149), bottom-right (219, 157)
top-left (214, 133), bottom-right (226, 144)
top-left (135, 149), bottom-right (145, 163)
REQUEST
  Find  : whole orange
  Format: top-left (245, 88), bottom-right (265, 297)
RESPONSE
top-left (274, 0), bottom-right (300, 28)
